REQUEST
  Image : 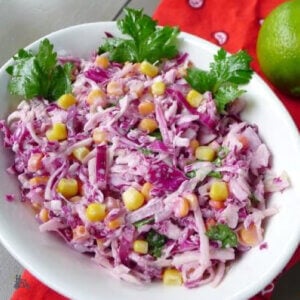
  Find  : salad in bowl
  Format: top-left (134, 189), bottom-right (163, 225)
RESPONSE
top-left (0, 8), bottom-right (299, 300)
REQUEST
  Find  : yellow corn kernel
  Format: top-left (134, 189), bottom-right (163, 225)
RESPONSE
top-left (95, 55), bottom-right (110, 69)
top-left (195, 146), bottom-right (216, 161)
top-left (72, 147), bottom-right (90, 162)
top-left (138, 118), bottom-right (158, 133)
top-left (107, 218), bottom-right (122, 230)
top-left (39, 208), bottom-right (49, 223)
top-left (239, 224), bottom-right (259, 247)
top-left (141, 182), bottom-right (152, 201)
top-left (209, 181), bottom-right (229, 202)
top-left (176, 198), bottom-right (190, 218)
top-left (139, 61), bottom-right (159, 77)
top-left (122, 187), bottom-right (145, 211)
top-left (57, 178), bottom-right (78, 198)
top-left (186, 89), bottom-right (203, 108)
top-left (107, 80), bottom-right (123, 96)
top-left (86, 89), bottom-right (106, 106)
top-left (151, 81), bottom-right (166, 96)
top-left (189, 139), bottom-right (200, 154)
top-left (86, 202), bottom-right (106, 222)
top-left (163, 268), bottom-right (183, 286)
top-left (138, 101), bottom-right (155, 116)
top-left (184, 193), bottom-right (198, 210)
top-left (29, 176), bottom-right (49, 186)
top-left (92, 128), bottom-right (107, 144)
top-left (46, 123), bottom-right (68, 141)
top-left (57, 93), bottom-right (77, 109)
top-left (133, 240), bottom-right (148, 254)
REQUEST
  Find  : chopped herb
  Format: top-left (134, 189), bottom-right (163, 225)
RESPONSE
top-left (133, 217), bottom-right (154, 228)
top-left (106, 103), bottom-right (116, 108)
top-left (149, 129), bottom-right (163, 140)
top-left (217, 146), bottom-right (230, 158)
top-left (99, 8), bottom-right (180, 63)
top-left (249, 194), bottom-right (260, 206)
top-left (207, 171), bottom-right (222, 179)
top-left (186, 170), bottom-right (196, 178)
top-left (6, 39), bottom-right (73, 101)
top-left (185, 48), bottom-right (253, 112)
top-left (139, 148), bottom-right (154, 155)
top-left (213, 157), bottom-right (222, 167)
top-left (206, 224), bottom-right (238, 248)
top-left (146, 229), bottom-right (167, 258)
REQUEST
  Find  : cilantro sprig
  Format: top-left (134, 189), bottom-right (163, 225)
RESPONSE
top-left (185, 48), bottom-right (253, 112)
top-left (99, 8), bottom-right (180, 63)
top-left (206, 224), bottom-right (238, 248)
top-left (146, 229), bottom-right (167, 258)
top-left (6, 39), bottom-right (73, 101)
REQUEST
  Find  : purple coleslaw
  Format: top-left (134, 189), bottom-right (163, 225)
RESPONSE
top-left (0, 49), bottom-right (289, 288)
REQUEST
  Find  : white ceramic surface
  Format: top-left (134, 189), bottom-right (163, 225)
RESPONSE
top-left (0, 22), bottom-right (299, 300)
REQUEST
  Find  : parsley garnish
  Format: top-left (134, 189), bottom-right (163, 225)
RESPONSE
top-left (139, 148), bottom-right (154, 155)
top-left (99, 8), bottom-right (180, 63)
top-left (185, 48), bottom-right (253, 112)
top-left (148, 129), bottom-right (163, 140)
top-left (146, 229), bottom-right (167, 258)
top-left (6, 39), bottom-right (73, 101)
top-left (206, 224), bottom-right (238, 248)
top-left (207, 171), bottom-right (222, 179)
top-left (133, 217), bottom-right (154, 228)
top-left (186, 170), bottom-right (196, 178)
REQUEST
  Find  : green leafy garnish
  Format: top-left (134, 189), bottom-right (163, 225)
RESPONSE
top-left (207, 171), bottom-right (222, 179)
top-left (6, 39), bottom-right (73, 101)
top-left (217, 146), bottom-right (230, 158)
top-left (99, 8), bottom-right (180, 63)
top-left (139, 148), bottom-right (154, 155)
top-left (249, 194), bottom-right (260, 206)
top-left (149, 129), bottom-right (163, 140)
top-left (133, 217), bottom-right (154, 228)
top-left (206, 224), bottom-right (238, 248)
top-left (186, 170), bottom-right (196, 178)
top-left (185, 48), bottom-right (253, 112)
top-left (146, 229), bottom-right (167, 258)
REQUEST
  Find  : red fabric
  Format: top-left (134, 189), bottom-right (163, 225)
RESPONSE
top-left (11, 1), bottom-right (299, 299)
top-left (153, 0), bottom-right (300, 129)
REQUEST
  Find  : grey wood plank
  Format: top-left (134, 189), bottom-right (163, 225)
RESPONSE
top-left (0, 0), bottom-right (127, 65)
top-left (117, 0), bottom-right (160, 18)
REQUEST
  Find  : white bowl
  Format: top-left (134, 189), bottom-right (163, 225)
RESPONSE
top-left (0, 22), bottom-right (299, 300)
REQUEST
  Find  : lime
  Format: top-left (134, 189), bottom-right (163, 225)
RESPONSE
top-left (257, 0), bottom-right (300, 97)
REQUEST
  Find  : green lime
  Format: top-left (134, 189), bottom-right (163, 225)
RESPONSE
top-left (257, 0), bottom-right (300, 97)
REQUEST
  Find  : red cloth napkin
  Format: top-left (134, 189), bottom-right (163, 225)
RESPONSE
top-left (12, 1), bottom-right (299, 299)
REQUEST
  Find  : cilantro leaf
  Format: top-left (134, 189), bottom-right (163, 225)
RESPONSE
top-left (99, 8), bottom-right (179, 63)
top-left (185, 48), bottom-right (253, 113)
top-left (207, 171), bottom-right (222, 179)
top-left (6, 38), bottom-right (73, 101)
top-left (47, 63), bottom-right (73, 100)
top-left (186, 170), bottom-right (196, 178)
top-left (214, 82), bottom-right (245, 112)
top-left (206, 224), bottom-right (238, 248)
top-left (148, 129), bottom-right (163, 140)
top-left (139, 148), bottom-right (154, 156)
top-left (133, 217), bottom-right (154, 228)
top-left (146, 229), bottom-right (167, 258)
top-left (7, 57), bottom-right (42, 99)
